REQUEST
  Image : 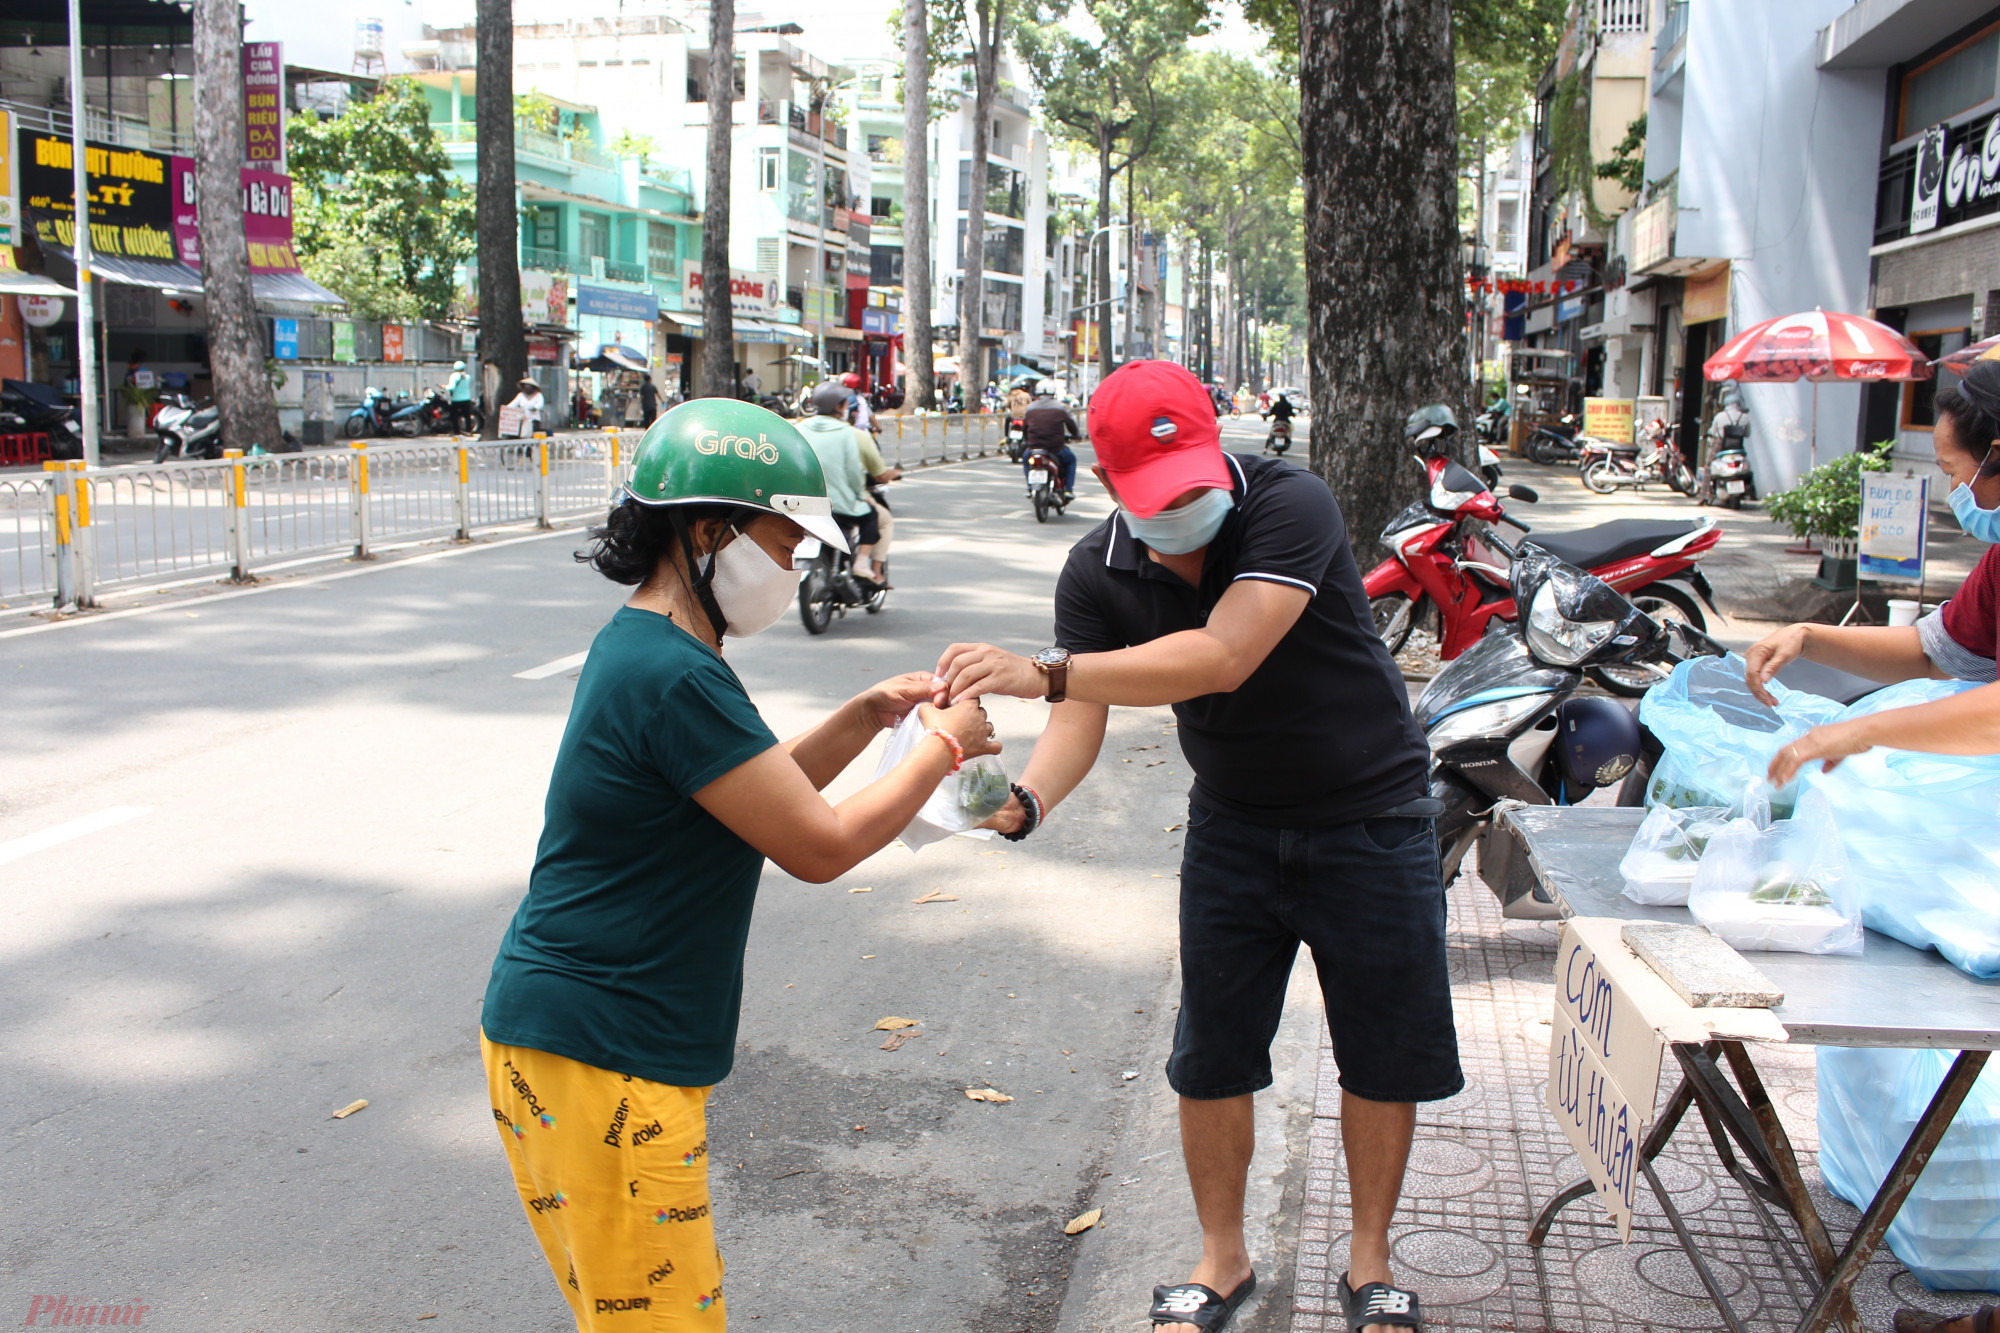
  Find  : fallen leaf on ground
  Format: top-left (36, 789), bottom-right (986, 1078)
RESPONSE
top-left (912, 889), bottom-right (958, 904)
top-left (1064, 1208), bottom-right (1103, 1235)
top-left (1146, 761), bottom-right (1167, 768)
top-left (418, 1316), bottom-right (438, 1322)
top-left (1129, 745), bottom-right (1159, 751)
top-left (330, 1099), bottom-right (369, 1120)
top-left (861, 955), bottom-right (876, 959)
top-left (852, 1124), bottom-right (868, 1132)
top-left (880, 1028), bottom-right (919, 1051)
top-left (875, 1016), bottom-right (920, 1031)
top-left (1163, 824), bottom-right (1182, 832)
top-left (848, 886), bottom-right (873, 893)
top-left (964, 1087), bottom-right (1014, 1103)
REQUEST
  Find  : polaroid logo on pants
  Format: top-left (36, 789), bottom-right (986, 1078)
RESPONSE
top-left (23, 1296), bottom-right (152, 1325)
top-left (593, 1296), bottom-right (652, 1313)
top-left (652, 1203), bottom-right (710, 1224)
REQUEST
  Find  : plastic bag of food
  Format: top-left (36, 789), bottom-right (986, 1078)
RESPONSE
top-left (1818, 1045), bottom-right (2000, 1292)
top-left (1804, 678), bottom-right (2000, 979)
top-left (1619, 803), bottom-right (1732, 905)
top-left (1688, 790), bottom-right (1862, 954)
top-left (1639, 655), bottom-right (1842, 818)
top-left (872, 709), bottom-right (1011, 850)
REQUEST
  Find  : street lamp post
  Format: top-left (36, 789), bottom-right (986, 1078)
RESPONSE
top-left (67, 0), bottom-right (98, 466)
top-left (1075, 221), bottom-right (1126, 399)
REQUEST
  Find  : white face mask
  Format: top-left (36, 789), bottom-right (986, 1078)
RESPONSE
top-left (704, 527), bottom-right (801, 638)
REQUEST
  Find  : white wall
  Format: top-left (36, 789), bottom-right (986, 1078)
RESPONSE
top-left (1678, 0), bottom-right (1888, 489)
top-left (242, 0), bottom-right (430, 78)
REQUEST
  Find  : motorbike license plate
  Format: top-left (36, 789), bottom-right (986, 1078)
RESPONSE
top-left (1724, 480), bottom-right (1746, 494)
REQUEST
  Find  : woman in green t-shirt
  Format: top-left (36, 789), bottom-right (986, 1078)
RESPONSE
top-left (481, 399), bottom-right (997, 1331)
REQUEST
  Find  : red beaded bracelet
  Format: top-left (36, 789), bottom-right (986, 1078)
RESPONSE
top-left (925, 726), bottom-right (965, 773)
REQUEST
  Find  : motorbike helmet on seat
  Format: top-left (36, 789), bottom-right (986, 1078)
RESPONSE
top-left (1404, 403), bottom-right (1460, 444)
top-left (810, 381), bottom-right (853, 416)
top-left (1553, 696), bottom-right (1641, 791)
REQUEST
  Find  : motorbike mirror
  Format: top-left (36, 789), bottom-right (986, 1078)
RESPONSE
top-left (1507, 484), bottom-right (1539, 503)
top-left (1660, 619), bottom-right (1728, 664)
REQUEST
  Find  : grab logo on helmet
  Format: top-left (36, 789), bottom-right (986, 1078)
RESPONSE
top-left (693, 429), bottom-right (783, 464)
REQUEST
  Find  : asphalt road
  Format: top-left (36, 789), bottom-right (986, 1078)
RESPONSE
top-left (0, 416), bottom-right (1318, 1332)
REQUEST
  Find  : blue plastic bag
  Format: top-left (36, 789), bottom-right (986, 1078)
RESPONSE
top-left (1818, 1046), bottom-right (2000, 1293)
top-left (1803, 678), bottom-right (2000, 979)
top-left (1640, 655), bottom-right (1842, 818)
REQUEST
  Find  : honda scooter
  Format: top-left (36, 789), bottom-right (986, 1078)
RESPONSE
top-left (1362, 449), bottom-right (1723, 695)
top-left (795, 536), bottom-right (888, 634)
top-left (1005, 417), bottom-right (1027, 463)
top-left (1265, 418), bottom-right (1293, 456)
top-left (1578, 421), bottom-right (1694, 496)
top-left (1524, 413), bottom-right (1582, 465)
top-left (1694, 423), bottom-right (1755, 509)
top-left (1025, 445), bottom-right (1070, 522)
top-left (1420, 538), bottom-right (1729, 916)
top-left (152, 393), bottom-right (223, 461)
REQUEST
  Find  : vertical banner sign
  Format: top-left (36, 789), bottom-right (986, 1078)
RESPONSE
top-left (0, 109), bottom-right (15, 243)
top-left (1859, 473), bottom-right (1930, 583)
top-left (1912, 126), bottom-right (1948, 235)
top-left (1546, 921), bottom-right (1667, 1241)
top-left (272, 317), bottom-right (299, 360)
top-left (1582, 397), bottom-right (1637, 444)
top-left (382, 324), bottom-right (405, 362)
top-left (169, 157), bottom-right (299, 272)
top-left (242, 44), bottom-right (286, 174)
top-left (332, 321), bottom-right (356, 362)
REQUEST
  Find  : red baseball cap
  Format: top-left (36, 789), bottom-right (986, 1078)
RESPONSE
top-left (1087, 360), bottom-right (1232, 518)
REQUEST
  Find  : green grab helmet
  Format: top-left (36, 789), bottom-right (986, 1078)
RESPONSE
top-left (625, 397), bottom-right (848, 550)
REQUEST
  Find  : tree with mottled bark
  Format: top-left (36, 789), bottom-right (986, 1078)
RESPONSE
top-left (193, 0), bottom-right (287, 452)
top-left (952, 0), bottom-right (1006, 398)
top-left (699, 0), bottom-right (737, 399)
top-left (1298, 0), bottom-right (1468, 559)
top-left (475, 0), bottom-right (525, 439)
top-left (901, 0), bottom-right (938, 410)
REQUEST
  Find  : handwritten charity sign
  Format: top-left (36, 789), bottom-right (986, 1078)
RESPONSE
top-left (1858, 472), bottom-right (1929, 584)
top-left (1545, 918), bottom-right (1786, 1240)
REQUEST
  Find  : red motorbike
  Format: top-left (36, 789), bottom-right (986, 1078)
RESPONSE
top-left (1363, 453), bottom-right (1723, 695)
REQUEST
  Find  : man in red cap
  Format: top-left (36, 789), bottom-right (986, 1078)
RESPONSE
top-left (935, 359), bottom-right (1457, 1333)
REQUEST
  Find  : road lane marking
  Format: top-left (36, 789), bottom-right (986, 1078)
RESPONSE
top-left (515, 651), bottom-right (588, 680)
top-left (0, 806), bottom-right (151, 867)
top-left (897, 537), bottom-right (958, 553)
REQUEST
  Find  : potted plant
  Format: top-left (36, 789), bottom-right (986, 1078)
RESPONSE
top-left (1764, 441), bottom-right (1896, 588)
top-left (117, 382), bottom-right (157, 439)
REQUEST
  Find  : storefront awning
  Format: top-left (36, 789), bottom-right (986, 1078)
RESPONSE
top-left (660, 312), bottom-right (816, 345)
top-left (252, 270), bottom-right (346, 308)
top-left (0, 267), bottom-right (74, 297)
top-left (49, 247), bottom-right (344, 307)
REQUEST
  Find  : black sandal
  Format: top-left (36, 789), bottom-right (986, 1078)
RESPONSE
top-left (1339, 1273), bottom-right (1423, 1332)
top-left (1149, 1272), bottom-right (1256, 1330)
top-left (1896, 1308), bottom-right (1996, 1333)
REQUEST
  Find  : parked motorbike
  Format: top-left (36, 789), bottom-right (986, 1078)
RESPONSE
top-left (0, 379), bottom-right (85, 460)
top-left (796, 535), bottom-right (888, 634)
top-left (152, 393), bottom-right (223, 462)
top-left (1420, 536), bottom-right (1729, 916)
top-left (343, 387), bottom-right (398, 438)
top-left (1265, 418), bottom-right (1293, 456)
top-left (1476, 442), bottom-right (1504, 489)
top-left (1474, 405), bottom-right (1508, 448)
top-left (1694, 423), bottom-right (1755, 509)
top-left (1006, 417), bottom-right (1027, 463)
top-left (1362, 449), bottom-right (1723, 695)
top-left (1025, 445), bottom-right (1070, 523)
top-left (1524, 413), bottom-right (1582, 465)
top-left (1578, 422), bottom-right (1694, 496)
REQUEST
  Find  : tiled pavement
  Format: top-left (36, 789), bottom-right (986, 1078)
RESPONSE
top-left (1289, 855), bottom-right (1999, 1333)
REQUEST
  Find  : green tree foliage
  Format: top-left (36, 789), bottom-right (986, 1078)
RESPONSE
top-left (1596, 113), bottom-right (1647, 193)
top-left (289, 80), bottom-right (474, 321)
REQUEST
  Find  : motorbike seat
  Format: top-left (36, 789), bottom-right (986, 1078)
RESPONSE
top-left (1531, 518), bottom-right (1702, 570)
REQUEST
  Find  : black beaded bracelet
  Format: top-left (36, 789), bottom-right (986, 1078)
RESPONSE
top-left (1000, 782), bottom-right (1042, 842)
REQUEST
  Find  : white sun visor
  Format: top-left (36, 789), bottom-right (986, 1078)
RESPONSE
top-left (769, 492), bottom-right (850, 551)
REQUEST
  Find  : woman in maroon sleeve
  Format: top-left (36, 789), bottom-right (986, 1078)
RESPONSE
top-left (1749, 359), bottom-right (2000, 790)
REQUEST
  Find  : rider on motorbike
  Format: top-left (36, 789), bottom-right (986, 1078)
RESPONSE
top-left (1268, 391), bottom-right (1298, 427)
top-left (1021, 380), bottom-right (1079, 501)
top-left (797, 382), bottom-right (883, 588)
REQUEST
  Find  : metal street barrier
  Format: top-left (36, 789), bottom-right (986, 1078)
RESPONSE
top-left (1, 416), bottom-right (1002, 612)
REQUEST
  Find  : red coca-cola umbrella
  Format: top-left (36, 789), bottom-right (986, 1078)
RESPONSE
top-left (1703, 308), bottom-right (1931, 477)
top-left (1938, 334), bottom-right (2000, 375)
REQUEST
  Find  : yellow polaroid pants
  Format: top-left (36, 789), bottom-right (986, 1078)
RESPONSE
top-left (482, 1033), bottom-right (726, 1330)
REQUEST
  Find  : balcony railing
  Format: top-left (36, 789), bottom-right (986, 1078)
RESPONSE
top-left (1598, 0), bottom-right (1647, 34)
top-left (3, 96), bottom-right (194, 157)
top-left (516, 248), bottom-right (646, 284)
top-left (1655, 2), bottom-right (1689, 70)
top-left (521, 246), bottom-right (575, 273)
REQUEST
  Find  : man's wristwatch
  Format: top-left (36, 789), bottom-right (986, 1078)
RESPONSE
top-left (1030, 646), bottom-right (1071, 703)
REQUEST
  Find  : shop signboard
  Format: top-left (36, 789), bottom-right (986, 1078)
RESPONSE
top-left (1582, 397), bottom-right (1636, 444)
top-left (333, 320), bottom-right (356, 362)
top-left (682, 265), bottom-right (779, 316)
top-left (382, 323), bottom-right (405, 362)
top-left (520, 269), bottom-right (570, 326)
top-left (1684, 264), bottom-right (1731, 325)
top-left (18, 129), bottom-right (175, 261)
top-left (576, 282), bottom-right (659, 322)
top-left (169, 159), bottom-right (300, 273)
top-left (860, 306), bottom-right (897, 335)
top-left (0, 110), bottom-right (15, 243)
top-left (242, 43), bottom-right (285, 173)
top-left (1557, 295), bottom-right (1585, 325)
top-left (273, 317), bottom-right (298, 360)
top-left (1897, 113), bottom-right (2000, 237)
top-left (1629, 194), bottom-right (1672, 272)
top-left (1859, 472), bottom-right (1929, 583)
top-left (1911, 125), bottom-right (1947, 235)
top-left (20, 294), bottom-right (63, 327)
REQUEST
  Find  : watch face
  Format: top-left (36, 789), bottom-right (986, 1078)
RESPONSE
top-left (1034, 647), bottom-right (1069, 667)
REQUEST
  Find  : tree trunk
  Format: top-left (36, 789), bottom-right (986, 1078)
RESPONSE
top-left (958, 0), bottom-right (1004, 402)
top-left (1300, 0), bottom-right (1467, 558)
top-left (1121, 166), bottom-right (1135, 363)
top-left (699, 0), bottom-right (737, 398)
top-left (475, 0), bottom-right (524, 439)
top-left (1094, 135), bottom-right (1114, 382)
top-left (193, 0), bottom-right (286, 453)
top-left (902, 0), bottom-right (936, 410)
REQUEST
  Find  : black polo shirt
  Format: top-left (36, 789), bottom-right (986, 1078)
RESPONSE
top-left (1052, 453), bottom-right (1428, 827)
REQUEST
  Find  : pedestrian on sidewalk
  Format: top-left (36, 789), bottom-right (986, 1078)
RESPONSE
top-left (932, 359), bottom-right (1460, 1333)
top-left (447, 360), bottom-right (476, 434)
top-left (480, 398), bottom-right (997, 1332)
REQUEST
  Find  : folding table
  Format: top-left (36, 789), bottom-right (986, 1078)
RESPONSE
top-left (1497, 804), bottom-right (2000, 1333)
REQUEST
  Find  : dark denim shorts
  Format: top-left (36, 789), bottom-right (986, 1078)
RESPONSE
top-left (1165, 802), bottom-right (1464, 1104)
